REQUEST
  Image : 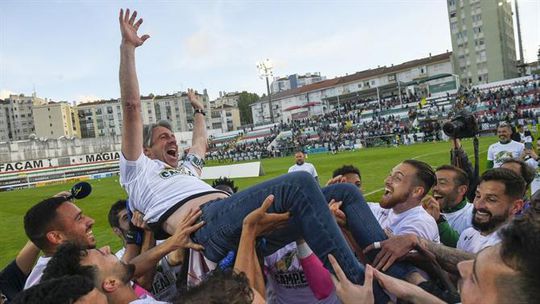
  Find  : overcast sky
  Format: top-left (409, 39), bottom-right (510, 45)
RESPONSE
top-left (1, 0), bottom-right (538, 102)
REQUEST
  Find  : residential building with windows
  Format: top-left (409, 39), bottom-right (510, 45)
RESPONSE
top-left (447, 0), bottom-right (518, 85)
top-left (271, 73), bottom-right (326, 93)
top-left (209, 92), bottom-right (241, 132)
top-left (0, 94), bottom-right (46, 141)
top-left (33, 102), bottom-right (81, 139)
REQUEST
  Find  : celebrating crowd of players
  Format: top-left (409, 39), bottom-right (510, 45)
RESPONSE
top-left (1, 8), bottom-right (540, 304)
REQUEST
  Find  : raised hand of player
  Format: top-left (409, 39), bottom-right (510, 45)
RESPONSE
top-left (187, 88), bottom-right (205, 110)
top-left (169, 208), bottom-right (205, 251)
top-left (119, 8), bottom-right (150, 48)
top-left (421, 195), bottom-right (441, 222)
top-left (329, 254), bottom-right (374, 304)
top-left (243, 194), bottom-right (290, 236)
top-left (364, 234), bottom-right (418, 271)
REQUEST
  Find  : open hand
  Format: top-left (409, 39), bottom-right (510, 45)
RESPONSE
top-left (119, 8), bottom-right (150, 47)
top-left (329, 254), bottom-right (374, 304)
top-left (243, 194), bottom-right (290, 236)
top-left (364, 234), bottom-right (418, 271)
top-left (187, 88), bottom-right (205, 110)
top-left (170, 208), bottom-right (205, 251)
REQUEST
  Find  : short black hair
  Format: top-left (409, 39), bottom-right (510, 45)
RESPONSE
top-left (24, 197), bottom-right (68, 251)
top-left (12, 275), bottom-right (96, 304)
top-left (175, 268), bottom-right (253, 304)
top-left (501, 158), bottom-right (535, 189)
top-left (435, 164), bottom-right (469, 187)
top-left (332, 165), bottom-right (361, 179)
top-left (403, 159), bottom-right (436, 196)
top-left (212, 177), bottom-right (238, 194)
top-left (108, 199), bottom-right (127, 229)
top-left (294, 149), bottom-right (305, 154)
top-left (480, 168), bottom-right (526, 199)
top-left (41, 242), bottom-right (96, 283)
top-left (497, 210), bottom-right (540, 304)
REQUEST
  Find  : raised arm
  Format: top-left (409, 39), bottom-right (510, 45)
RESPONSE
top-left (119, 8), bottom-right (150, 160)
top-left (187, 89), bottom-right (208, 160)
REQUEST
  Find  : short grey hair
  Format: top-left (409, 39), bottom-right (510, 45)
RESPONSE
top-left (142, 120), bottom-right (173, 148)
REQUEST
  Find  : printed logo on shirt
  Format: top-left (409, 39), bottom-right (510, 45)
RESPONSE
top-left (159, 166), bottom-right (196, 179)
top-left (273, 270), bottom-right (309, 289)
top-left (268, 248), bottom-right (309, 289)
top-left (494, 151), bottom-right (514, 165)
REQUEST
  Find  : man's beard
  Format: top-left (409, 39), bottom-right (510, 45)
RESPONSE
top-left (472, 207), bottom-right (509, 233)
top-left (120, 263), bottom-right (136, 284)
top-left (436, 191), bottom-right (459, 210)
top-left (380, 190), bottom-right (409, 209)
top-left (296, 160), bottom-right (304, 165)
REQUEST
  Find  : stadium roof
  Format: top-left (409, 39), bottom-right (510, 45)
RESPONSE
top-left (254, 51), bottom-right (452, 105)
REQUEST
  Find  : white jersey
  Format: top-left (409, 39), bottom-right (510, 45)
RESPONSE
top-left (442, 202), bottom-right (474, 235)
top-left (457, 227), bottom-right (501, 254)
top-left (487, 140), bottom-right (524, 168)
top-left (119, 153), bottom-right (225, 224)
top-left (24, 256), bottom-right (51, 289)
top-left (288, 163), bottom-right (318, 178)
top-left (368, 204), bottom-right (440, 243)
top-left (264, 242), bottom-right (339, 304)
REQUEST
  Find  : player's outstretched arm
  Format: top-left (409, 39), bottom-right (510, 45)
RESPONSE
top-left (119, 8), bottom-right (149, 160)
top-left (187, 88), bottom-right (208, 161)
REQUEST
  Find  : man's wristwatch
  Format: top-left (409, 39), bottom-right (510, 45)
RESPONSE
top-left (194, 108), bottom-right (206, 116)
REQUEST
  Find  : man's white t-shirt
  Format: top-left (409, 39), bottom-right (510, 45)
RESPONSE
top-left (368, 204), bottom-right (440, 243)
top-left (442, 202), bottom-right (474, 235)
top-left (487, 140), bottom-right (524, 168)
top-left (24, 256), bottom-right (51, 289)
top-left (457, 227), bottom-right (501, 254)
top-left (119, 153), bottom-right (226, 224)
top-left (288, 163), bottom-right (318, 178)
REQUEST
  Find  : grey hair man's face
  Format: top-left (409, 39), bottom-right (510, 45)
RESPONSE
top-left (143, 126), bottom-right (179, 167)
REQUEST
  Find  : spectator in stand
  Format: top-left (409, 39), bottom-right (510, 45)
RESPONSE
top-left (287, 150), bottom-right (318, 181)
top-left (487, 122), bottom-right (524, 168)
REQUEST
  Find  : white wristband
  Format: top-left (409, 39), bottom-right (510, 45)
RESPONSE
top-left (297, 242), bottom-right (313, 259)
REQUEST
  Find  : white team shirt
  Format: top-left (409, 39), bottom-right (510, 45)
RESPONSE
top-left (288, 163), bottom-right (318, 178)
top-left (24, 256), bottom-right (51, 289)
top-left (457, 227), bottom-right (501, 254)
top-left (442, 202), bottom-right (474, 235)
top-left (487, 140), bottom-right (524, 168)
top-left (368, 204), bottom-right (440, 243)
top-left (119, 153), bottom-right (225, 224)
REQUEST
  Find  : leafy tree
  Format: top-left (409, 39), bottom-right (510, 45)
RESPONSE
top-left (237, 91), bottom-right (260, 125)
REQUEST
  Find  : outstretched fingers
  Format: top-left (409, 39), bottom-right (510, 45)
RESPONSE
top-left (328, 254), bottom-right (348, 284)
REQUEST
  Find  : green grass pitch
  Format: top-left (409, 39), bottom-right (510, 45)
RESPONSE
top-left (0, 137), bottom-right (495, 268)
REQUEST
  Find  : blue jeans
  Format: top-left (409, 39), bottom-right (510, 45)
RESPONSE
top-left (192, 171), bottom-right (411, 303)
